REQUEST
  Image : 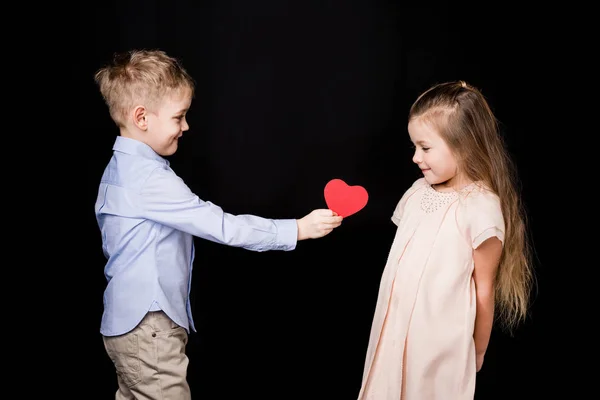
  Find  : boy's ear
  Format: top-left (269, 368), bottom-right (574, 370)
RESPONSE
top-left (133, 106), bottom-right (148, 130)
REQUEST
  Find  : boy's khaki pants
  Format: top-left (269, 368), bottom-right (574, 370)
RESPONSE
top-left (103, 311), bottom-right (191, 400)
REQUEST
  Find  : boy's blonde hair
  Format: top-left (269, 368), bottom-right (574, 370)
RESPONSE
top-left (94, 49), bottom-right (195, 127)
top-left (409, 81), bottom-right (534, 334)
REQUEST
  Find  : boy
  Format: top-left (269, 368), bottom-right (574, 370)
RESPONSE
top-left (94, 49), bottom-right (343, 399)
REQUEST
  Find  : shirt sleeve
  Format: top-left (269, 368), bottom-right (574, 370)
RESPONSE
top-left (137, 166), bottom-right (297, 252)
top-left (465, 190), bottom-right (505, 249)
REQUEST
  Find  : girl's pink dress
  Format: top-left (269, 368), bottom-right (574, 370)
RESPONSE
top-left (358, 178), bottom-right (505, 400)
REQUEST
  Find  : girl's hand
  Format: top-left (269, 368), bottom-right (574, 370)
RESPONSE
top-left (476, 353), bottom-right (485, 372)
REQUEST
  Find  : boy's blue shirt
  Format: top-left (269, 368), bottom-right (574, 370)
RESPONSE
top-left (95, 136), bottom-right (298, 336)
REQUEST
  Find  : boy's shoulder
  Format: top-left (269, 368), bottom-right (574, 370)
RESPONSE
top-left (102, 149), bottom-right (169, 191)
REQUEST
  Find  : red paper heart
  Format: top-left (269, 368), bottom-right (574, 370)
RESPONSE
top-left (324, 179), bottom-right (368, 218)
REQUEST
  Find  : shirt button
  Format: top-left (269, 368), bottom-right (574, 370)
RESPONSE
top-left (152, 333), bottom-right (156, 337)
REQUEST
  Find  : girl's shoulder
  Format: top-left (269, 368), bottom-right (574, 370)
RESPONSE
top-left (397, 177), bottom-right (429, 202)
top-left (460, 182), bottom-right (502, 212)
top-left (408, 177), bottom-right (429, 192)
top-left (411, 177), bottom-right (428, 188)
top-left (391, 177), bottom-right (428, 224)
top-left (404, 177), bottom-right (429, 200)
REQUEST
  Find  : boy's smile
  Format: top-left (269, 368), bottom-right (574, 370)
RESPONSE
top-left (119, 87), bottom-right (192, 157)
top-left (144, 88), bottom-right (192, 156)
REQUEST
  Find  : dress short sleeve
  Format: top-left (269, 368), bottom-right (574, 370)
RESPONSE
top-left (462, 188), bottom-right (505, 249)
top-left (391, 178), bottom-right (426, 226)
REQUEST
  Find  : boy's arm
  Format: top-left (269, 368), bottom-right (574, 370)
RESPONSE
top-left (472, 236), bottom-right (503, 372)
top-left (138, 167), bottom-right (298, 252)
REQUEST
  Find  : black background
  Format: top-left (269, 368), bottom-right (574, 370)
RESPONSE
top-left (77, 2), bottom-right (565, 398)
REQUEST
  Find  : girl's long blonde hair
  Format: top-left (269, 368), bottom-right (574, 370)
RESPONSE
top-left (409, 81), bottom-right (534, 334)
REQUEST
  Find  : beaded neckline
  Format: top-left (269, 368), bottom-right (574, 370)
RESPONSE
top-left (420, 183), bottom-right (476, 214)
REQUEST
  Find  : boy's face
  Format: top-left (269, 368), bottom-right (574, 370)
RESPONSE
top-left (144, 88), bottom-right (192, 156)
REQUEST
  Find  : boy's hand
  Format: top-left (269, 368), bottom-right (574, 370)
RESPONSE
top-left (297, 209), bottom-right (343, 240)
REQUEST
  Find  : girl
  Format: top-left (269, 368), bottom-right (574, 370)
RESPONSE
top-left (357, 81), bottom-right (533, 399)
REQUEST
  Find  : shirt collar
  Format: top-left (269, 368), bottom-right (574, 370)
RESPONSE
top-left (112, 136), bottom-right (169, 166)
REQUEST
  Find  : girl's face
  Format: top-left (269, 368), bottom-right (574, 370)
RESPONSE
top-left (408, 117), bottom-right (463, 190)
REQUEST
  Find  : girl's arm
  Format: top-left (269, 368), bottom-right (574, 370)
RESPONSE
top-left (472, 236), bottom-right (503, 372)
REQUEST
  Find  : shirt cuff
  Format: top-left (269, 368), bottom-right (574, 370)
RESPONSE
top-left (273, 219), bottom-right (298, 251)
